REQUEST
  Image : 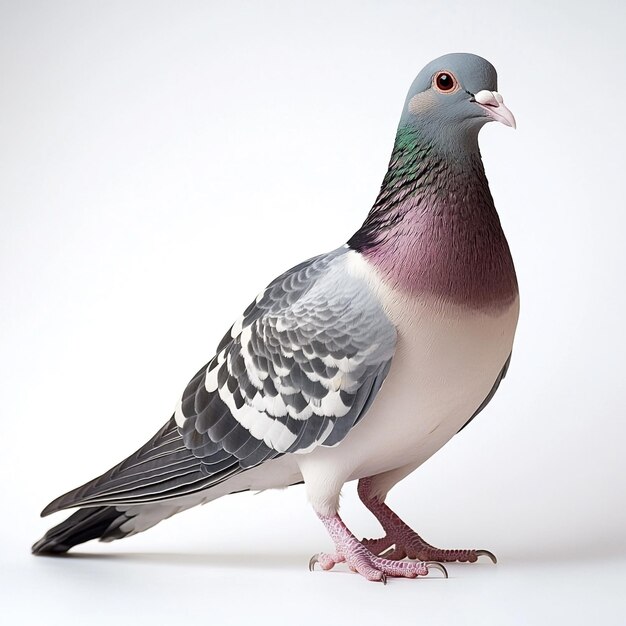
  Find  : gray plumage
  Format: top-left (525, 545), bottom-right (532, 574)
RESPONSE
top-left (33, 53), bottom-right (519, 575)
top-left (38, 247), bottom-right (395, 520)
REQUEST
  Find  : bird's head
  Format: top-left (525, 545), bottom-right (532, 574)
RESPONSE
top-left (399, 53), bottom-right (515, 150)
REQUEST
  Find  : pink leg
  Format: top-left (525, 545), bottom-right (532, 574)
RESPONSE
top-left (310, 512), bottom-right (447, 582)
top-left (358, 477), bottom-right (497, 564)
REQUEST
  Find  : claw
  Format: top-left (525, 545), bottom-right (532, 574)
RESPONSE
top-left (476, 550), bottom-right (497, 564)
top-left (308, 554), bottom-right (319, 571)
top-left (379, 546), bottom-right (395, 558)
top-left (425, 561), bottom-right (448, 578)
top-left (380, 573), bottom-right (387, 585)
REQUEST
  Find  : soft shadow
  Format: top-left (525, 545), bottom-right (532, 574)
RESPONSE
top-left (39, 549), bottom-right (307, 570)
top-left (501, 540), bottom-right (626, 565)
top-left (35, 540), bottom-right (626, 572)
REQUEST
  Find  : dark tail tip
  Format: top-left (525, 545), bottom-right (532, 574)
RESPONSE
top-left (32, 506), bottom-right (128, 556)
top-left (32, 537), bottom-right (71, 556)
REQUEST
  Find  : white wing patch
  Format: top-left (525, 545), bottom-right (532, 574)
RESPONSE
top-left (175, 248), bottom-right (396, 466)
top-left (174, 399), bottom-right (186, 428)
top-left (217, 383), bottom-right (298, 452)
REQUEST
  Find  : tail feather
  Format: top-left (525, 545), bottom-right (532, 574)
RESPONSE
top-left (33, 416), bottom-right (248, 556)
top-left (31, 506), bottom-right (130, 555)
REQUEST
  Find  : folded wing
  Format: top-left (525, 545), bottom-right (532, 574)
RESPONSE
top-left (42, 248), bottom-right (396, 515)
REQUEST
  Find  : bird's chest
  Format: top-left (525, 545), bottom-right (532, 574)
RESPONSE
top-left (347, 292), bottom-right (519, 474)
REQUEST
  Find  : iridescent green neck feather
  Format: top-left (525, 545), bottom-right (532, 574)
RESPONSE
top-left (349, 124), bottom-right (518, 310)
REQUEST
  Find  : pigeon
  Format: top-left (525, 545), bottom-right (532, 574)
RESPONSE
top-left (33, 52), bottom-right (519, 583)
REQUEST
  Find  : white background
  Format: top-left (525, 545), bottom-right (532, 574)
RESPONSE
top-left (1, 1), bottom-right (625, 624)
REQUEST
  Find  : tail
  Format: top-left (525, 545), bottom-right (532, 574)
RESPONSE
top-left (32, 506), bottom-right (131, 555)
top-left (33, 415), bottom-right (248, 555)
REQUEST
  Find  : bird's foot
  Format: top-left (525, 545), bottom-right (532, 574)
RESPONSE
top-left (356, 477), bottom-right (496, 564)
top-left (311, 513), bottom-right (447, 582)
top-left (362, 531), bottom-right (496, 564)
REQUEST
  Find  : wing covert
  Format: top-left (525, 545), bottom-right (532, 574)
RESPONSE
top-left (41, 248), bottom-right (397, 513)
top-left (176, 247), bottom-right (396, 465)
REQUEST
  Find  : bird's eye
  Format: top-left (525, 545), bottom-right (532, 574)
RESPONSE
top-left (434, 71), bottom-right (457, 93)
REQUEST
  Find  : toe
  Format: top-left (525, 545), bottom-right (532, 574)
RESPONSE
top-left (374, 557), bottom-right (429, 578)
top-left (362, 567), bottom-right (385, 582)
top-left (312, 553), bottom-right (340, 571)
top-left (362, 536), bottom-right (394, 555)
top-left (351, 553), bottom-right (385, 581)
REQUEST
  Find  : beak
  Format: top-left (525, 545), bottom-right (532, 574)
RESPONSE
top-left (474, 90), bottom-right (516, 129)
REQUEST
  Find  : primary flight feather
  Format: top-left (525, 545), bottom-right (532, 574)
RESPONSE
top-left (34, 52), bottom-right (519, 583)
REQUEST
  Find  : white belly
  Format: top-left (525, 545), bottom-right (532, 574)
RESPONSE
top-left (341, 294), bottom-right (518, 476)
top-left (118, 257), bottom-right (519, 530)
top-left (191, 254), bottom-right (520, 516)
top-left (295, 253), bottom-right (519, 513)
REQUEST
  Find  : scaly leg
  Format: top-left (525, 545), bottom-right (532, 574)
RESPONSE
top-left (309, 512), bottom-right (447, 582)
top-left (358, 477), bottom-right (497, 563)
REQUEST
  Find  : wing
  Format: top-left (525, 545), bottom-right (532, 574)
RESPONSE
top-left (457, 353), bottom-right (512, 432)
top-left (42, 247), bottom-right (396, 514)
top-left (177, 246), bottom-right (396, 463)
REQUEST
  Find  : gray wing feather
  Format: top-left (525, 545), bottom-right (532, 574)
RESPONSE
top-left (42, 247), bottom-right (396, 514)
top-left (178, 246), bottom-right (396, 458)
top-left (42, 418), bottom-right (241, 514)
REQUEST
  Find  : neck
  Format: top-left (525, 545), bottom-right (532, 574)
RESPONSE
top-left (348, 124), bottom-right (518, 310)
